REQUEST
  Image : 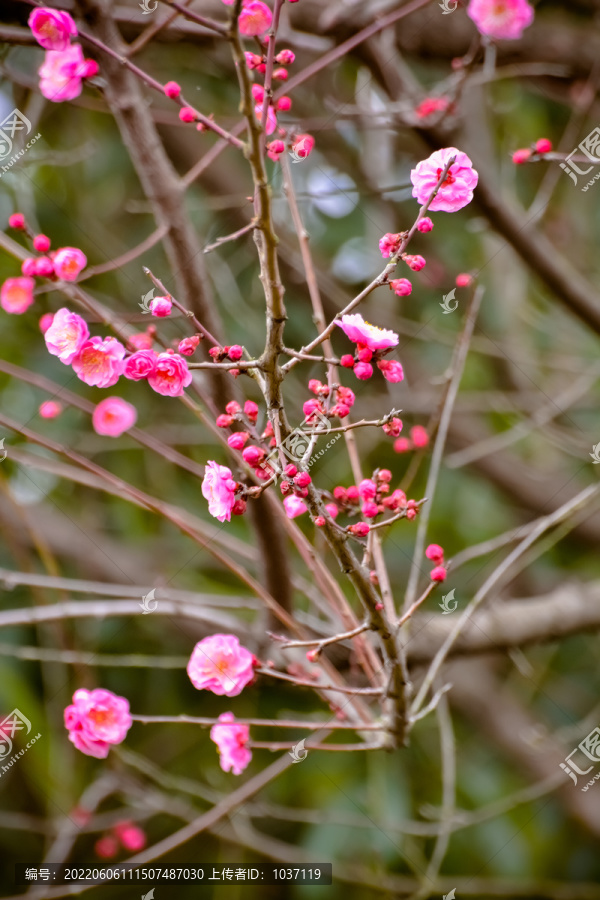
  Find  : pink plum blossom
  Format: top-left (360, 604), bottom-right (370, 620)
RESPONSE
top-left (92, 397), bottom-right (137, 437)
top-left (149, 295), bottom-right (172, 317)
top-left (353, 361), bottom-right (373, 380)
top-left (187, 633), bottom-right (255, 697)
top-left (39, 313), bottom-right (54, 333)
top-left (358, 479), bottom-right (377, 500)
top-left (210, 712), bottom-right (252, 775)
top-left (1, 277), bottom-right (35, 314)
top-left (283, 495), bottom-right (308, 518)
top-left (52, 247), bottom-right (87, 281)
top-left (291, 134), bottom-right (315, 160)
top-left (239, 0), bottom-right (272, 36)
top-left (28, 8), bottom-right (77, 51)
top-left (254, 103), bottom-right (277, 134)
top-left (377, 359), bottom-right (404, 383)
top-left (379, 232), bottom-right (402, 258)
top-left (114, 821), bottom-right (147, 851)
top-left (178, 336), bottom-right (200, 356)
top-left (336, 313), bottom-right (398, 351)
top-left (467, 0), bottom-right (534, 41)
top-left (147, 352), bottom-right (192, 397)
top-left (124, 349), bottom-right (157, 381)
top-left (39, 45), bottom-right (96, 102)
top-left (202, 460), bottom-right (237, 522)
top-left (410, 425), bottom-right (429, 448)
top-left (39, 400), bottom-right (62, 419)
top-left (389, 278), bottom-right (412, 297)
top-left (64, 688), bottom-right (132, 758)
top-left (44, 307), bottom-right (89, 364)
top-left (411, 147), bottom-right (478, 213)
top-left (72, 336), bottom-right (125, 388)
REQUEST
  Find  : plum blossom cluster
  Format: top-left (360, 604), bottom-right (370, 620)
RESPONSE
top-left (28, 7), bottom-right (98, 102)
top-left (336, 314), bottom-right (403, 383)
top-left (64, 634), bottom-right (257, 776)
top-left (426, 543), bottom-right (447, 582)
top-left (188, 633), bottom-right (257, 774)
top-left (43, 307), bottom-right (192, 398)
top-left (1, 215), bottom-right (87, 314)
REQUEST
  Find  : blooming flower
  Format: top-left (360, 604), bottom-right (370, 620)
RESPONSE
top-left (92, 397), bottom-right (137, 437)
top-left (411, 147), bottom-right (478, 213)
top-left (283, 495), bottom-right (308, 518)
top-left (28, 8), bottom-right (77, 51)
top-left (72, 336), bottom-right (126, 388)
top-left (239, 0), bottom-right (272, 36)
top-left (147, 352), bottom-right (192, 397)
top-left (210, 712), bottom-right (252, 775)
top-left (44, 307), bottom-right (89, 363)
top-left (1, 277), bottom-right (35, 314)
top-left (202, 460), bottom-right (237, 522)
top-left (64, 688), bottom-right (132, 758)
top-left (123, 349), bottom-right (157, 381)
top-left (187, 634), bottom-right (255, 697)
top-left (336, 313), bottom-right (398, 351)
top-left (467, 0), bottom-right (534, 40)
top-left (52, 247), bottom-right (87, 281)
top-left (39, 45), bottom-right (97, 103)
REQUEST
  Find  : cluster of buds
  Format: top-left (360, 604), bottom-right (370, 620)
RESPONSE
top-left (95, 820), bottom-right (147, 859)
top-left (393, 424), bottom-right (429, 454)
top-left (216, 399), bottom-right (259, 429)
top-left (330, 471), bottom-right (421, 536)
top-left (426, 543), bottom-right (447, 582)
top-left (208, 344), bottom-right (244, 363)
top-left (245, 47), bottom-right (295, 77)
top-left (512, 137), bottom-right (552, 165)
top-left (302, 380), bottom-right (356, 421)
top-left (340, 348), bottom-right (403, 384)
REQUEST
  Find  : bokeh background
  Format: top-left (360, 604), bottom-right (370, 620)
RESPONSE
top-left (1, 0), bottom-right (600, 897)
